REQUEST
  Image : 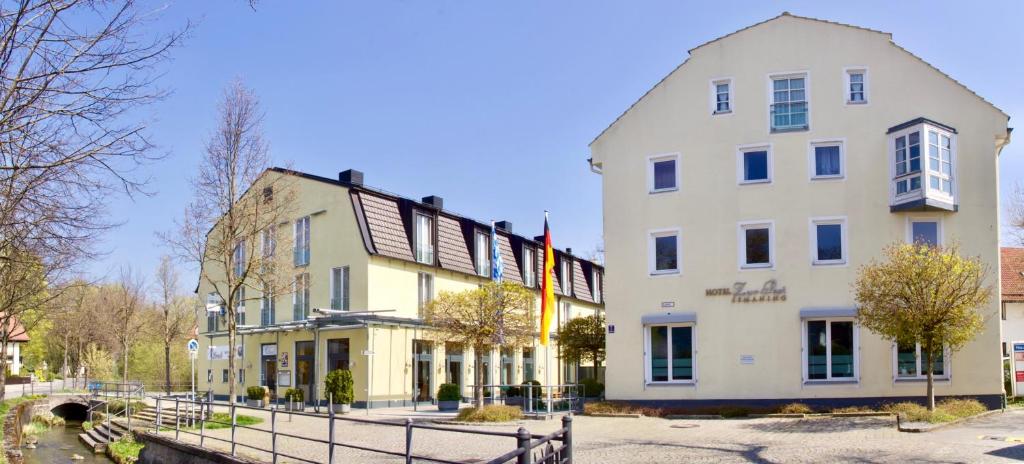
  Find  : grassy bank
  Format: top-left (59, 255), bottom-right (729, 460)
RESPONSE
top-left (107, 435), bottom-right (143, 464)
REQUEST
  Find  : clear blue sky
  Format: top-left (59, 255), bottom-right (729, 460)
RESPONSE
top-left (92, 0), bottom-right (1024, 281)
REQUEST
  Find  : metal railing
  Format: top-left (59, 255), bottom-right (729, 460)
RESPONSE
top-left (470, 384), bottom-right (583, 416)
top-left (88, 380), bottom-right (146, 400)
top-left (151, 394), bottom-right (572, 464)
top-left (15, 376), bottom-right (89, 397)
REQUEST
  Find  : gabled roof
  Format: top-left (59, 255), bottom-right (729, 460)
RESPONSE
top-left (1002, 247), bottom-right (1024, 302)
top-left (590, 12), bottom-right (1007, 147)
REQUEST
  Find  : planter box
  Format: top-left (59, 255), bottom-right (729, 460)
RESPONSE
top-left (437, 400), bottom-right (459, 412)
top-left (332, 404), bottom-right (351, 414)
top-left (246, 400), bottom-right (264, 408)
top-left (285, 402), bottom-right (304, 412)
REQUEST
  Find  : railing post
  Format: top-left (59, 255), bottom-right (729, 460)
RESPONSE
top-left (271, 406), bottom-right (278, 464)
top-left (516, 427), bottom-right (531, 464)
top-left (562, 415), bottom-right (573, 463)
top-left (199, 399), bottom-right (206, 447)
top-left (404, 418), bottom-right (413, 464)
top-left (545, 386), bottom-right (552, 417)
top-left (230, 403), bottom-right (237, 456)
top-left (328, 393), bottom-right (336, 464)
top-left (527, 384), bottom-right (532, 414)
top-left (155, 397), bottom-right (162, 433)
top-left (105, 401), bottom-right (111, 445)
top-left (175, 397), bottom-right (180, 441)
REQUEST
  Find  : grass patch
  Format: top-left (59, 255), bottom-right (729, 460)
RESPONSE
top-left (1007, 396), bottom-right (1024, 408)
top-left (82, 421), bottom-right (93, 431)
top-left (107, 435), bottom-right (144, 464)
top-left (776, 403), bottom-right (814, 414)
top-left (455, 405), bottom-right (523, 422)
top-left (582, 401), bottom-right (777, 418)
top-left (830, 405), bottom-right (876, 414)
top-left (881, 398), bottom-right (987, 423)
top-left (183, 412), bottom-right (263, 430)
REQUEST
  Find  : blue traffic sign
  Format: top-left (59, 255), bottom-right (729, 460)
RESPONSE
top-left (1014, 343), bottom-right (1024, 352)
top-left (187, 339), bottom-right (199, 352)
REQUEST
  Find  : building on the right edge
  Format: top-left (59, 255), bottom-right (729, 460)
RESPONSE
top-left (588, 13), bottom-right (1011, 408)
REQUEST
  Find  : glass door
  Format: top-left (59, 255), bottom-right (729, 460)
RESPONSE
top-left (445, 343), bottom-right (463, 397)
top-left (413, 341), bottom-right (432, 402)
top-left (295, 341), bottom-right (315, 405)
top-left (261, 344), bottom-right (278, 399)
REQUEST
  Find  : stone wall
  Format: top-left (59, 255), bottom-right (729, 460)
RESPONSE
top-left (136, 431), bottom-right (263, 464)
top-left (2, 398), bottom-right (47, 464)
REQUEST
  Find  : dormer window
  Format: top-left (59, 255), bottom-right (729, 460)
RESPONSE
top-left (413, 211), bottom-right (434, 265)
top-left (474, 230), bottom-right (490, 277)
top-left (888, 119), bottom-right (957, 212)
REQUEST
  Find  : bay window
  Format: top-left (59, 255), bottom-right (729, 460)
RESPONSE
top-left (889, 119), bottom-right (957, 212)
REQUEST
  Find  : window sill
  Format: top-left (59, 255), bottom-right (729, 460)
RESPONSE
top-left (894, 377), bottom-right (950, 383)
top-left (713, 110), bottom-right (732, 115)
top-left (739, 179), bottom-right (771, 185)
top-left (846, 100), bottom-right (868, 105)
top-left (811, 175), bottom-right (845, 181)
top-left (649, 270), bottom-right (681, 278)
top-left (812, 260), bottom-right (847, 267)
top-left (646, 381), bottom-right (696, 387)
top-left (771, 127), bottom-right (809, 134)
top-left (803, 379), bottom-right (858, 386)
top-left (649, 188), bottom-right (678, 195)
top-left (740, 264), bottom-right (774, 271)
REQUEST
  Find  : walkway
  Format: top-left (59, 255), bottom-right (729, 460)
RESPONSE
top-left (150, 404), bottom-right (1024, 463)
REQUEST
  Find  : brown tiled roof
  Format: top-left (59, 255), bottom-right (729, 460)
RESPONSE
top-left (573, 260), bottom-right (594, 304)
top-left (1002, 247), bottom-right (1024, 302)
top-left (438, 215), bottom-right (476, 275)
top-left (358, 192), bottom-right (413, 261)
top-left (497, 234), bottom-right (523, 285)
top-left (0, 314), bottom-right (28, 342)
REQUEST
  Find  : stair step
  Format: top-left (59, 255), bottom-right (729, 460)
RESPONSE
top-left (77, 433), bottom-right (106, 453)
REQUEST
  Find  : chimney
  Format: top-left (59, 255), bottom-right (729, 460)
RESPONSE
top-left (534, 235), bottom-right (545, 243)
top-left (421, 195), bottom-right (444, 210)
top-left (566, 247), bottom-right (573, 256)
top-left (495, 220), bottom-right (513, 232)
top-left (339, 169), bottom-right (363, 186)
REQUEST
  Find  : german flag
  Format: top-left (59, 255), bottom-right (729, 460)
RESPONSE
top-left (540, 212), bottom-right (555, 346)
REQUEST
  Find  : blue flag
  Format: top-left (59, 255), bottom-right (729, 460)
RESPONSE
top-left (491, 221), bottom-right (504, 282)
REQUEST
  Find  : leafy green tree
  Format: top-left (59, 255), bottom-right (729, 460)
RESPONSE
top-left (556, 314), bottom-right (606, 376)
top-left (854, 243), bottom-right (991, 410)
top-left (425, 281), bottom-right (536, 408)
top-left (82, 343), bottom-right (115, 381)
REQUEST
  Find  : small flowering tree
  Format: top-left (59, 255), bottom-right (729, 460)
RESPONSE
top-left (854, 243), bottom-right (991, 410)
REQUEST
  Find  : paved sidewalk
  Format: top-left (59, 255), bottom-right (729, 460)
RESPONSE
top-left (151, 405), bottom-right (1024, 463)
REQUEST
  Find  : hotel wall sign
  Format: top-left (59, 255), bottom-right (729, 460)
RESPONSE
top-left (706, 279), bottom-right (787, 303)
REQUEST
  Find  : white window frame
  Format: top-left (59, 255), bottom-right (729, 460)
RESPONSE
top-left (592, 269), bottom-right (602, 303)
top-left (736, 143), bottom-right (773, 185)
top-left (809, 216), bottom-right (848, 266)
top-left (647, 228), bottom-right (681, 276)
top-left (710, 77), bottom-right (733, 115)
top-left (801, 318), bottom-right (860, 383)
top-left (329, 266), bottom-right (348, 311)
top-left (893, 342), bottom-right (950, 380)
top-left (417, 272), bottom-right (434, 317)
top-left (925, 128), bottom-right (955, 198)
top-left (767, 71), bottom-right (810, 133)
top-left (647, 153), bottom-right (680, 194)
top-left (737, 220), bottom-right (774, 270)
top-left (522, 246), bottom-right (536, 287)
top-left (905, 216), bottom-right (943, 246)
top-left (413, 211), bottom-right (434, 265)
top-left (294, 216), bottom-right (310, 266)
top-left (807, 139), bottom-right (845, 180)
top-left (843, 67), bottom-right (868, 105)
top-left (561, 258), bottom-right (572, 295)
top-left (474, 230), bottom-right (490, 277)
top-left (643, 323), bottom-right (696, 385)
top-left (233, 241), bottom-right (245, 277)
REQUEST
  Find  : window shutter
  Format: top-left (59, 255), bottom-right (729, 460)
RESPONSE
top-left (342, 266), bottom-right (350, 311)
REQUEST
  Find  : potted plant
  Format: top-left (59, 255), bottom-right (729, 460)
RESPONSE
top-left (246, 386), bottom-right (267, 408)
top-left (284, 388), bottom-right (304, 411)
top-left (437, 383), bottom-right (461, 411)
top-left (324, 369), bottom-right (354, 414)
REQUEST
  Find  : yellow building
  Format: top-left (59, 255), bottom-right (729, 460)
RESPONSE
top-left (197, 168), bottom-right (604, 406)
top-left (589, 14), bottom-right (1010, 408)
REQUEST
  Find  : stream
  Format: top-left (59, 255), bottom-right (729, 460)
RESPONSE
top-left (22, 421), bottom-right (114, 464)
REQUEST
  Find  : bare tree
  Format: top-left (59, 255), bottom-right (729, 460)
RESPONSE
top-left (105, 267), bottom-right (149, 387)
top-left (162, 80), bottom-right (296, 404)
top-left (0, 1), bottom-right (184, 395)
top-left (154, 256), bottom-right (196, 394)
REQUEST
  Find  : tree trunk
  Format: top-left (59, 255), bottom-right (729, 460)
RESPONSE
top-left (474, 345), bottom-right (484, 409)
top-left (164, 343), bottom-right (172, 394)
top-left (925, 341), bottom-right (935, 411)
top-left (0, 337), bottom-right (9, 402)
top-left (228, 316), bottom-right (237, 405)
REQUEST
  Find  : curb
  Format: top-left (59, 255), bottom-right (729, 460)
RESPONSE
top-left (586, 413), bottom-right (642, 418)
top-left (897, 408), bottom-right (1003, 433)
top-left (665, 414), bottom-right (725, 420)
top-left (432, 420), bottom-right (526, 427)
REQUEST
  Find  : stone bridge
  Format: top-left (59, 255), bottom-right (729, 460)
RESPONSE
top-left (43, 393), bottom-right (98, 421)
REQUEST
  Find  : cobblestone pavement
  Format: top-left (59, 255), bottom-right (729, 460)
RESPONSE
top-left (150, 404), bottom-right (1024, 463)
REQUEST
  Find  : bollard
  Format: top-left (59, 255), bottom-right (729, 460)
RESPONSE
top-left (516, 427), bottom-right (531, 464)
top-left (271, 406), bottom-right (278, 464)
top-left (328, 393), bottom-right (335, 464)
top-left (230, 403), bottom-right (238, 456)
top-left (404, 418), bottom-right (413, 464)
top-left (562, 415), bottom-right (573, 463)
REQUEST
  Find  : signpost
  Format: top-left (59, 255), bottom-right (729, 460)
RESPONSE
top-left (1013, 342), bottom-right (1024, 397)
top-left (188, 339), bottom-right (199, 402)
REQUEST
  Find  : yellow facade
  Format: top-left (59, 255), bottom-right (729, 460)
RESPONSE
top-left (589, 14), bottom-right (1009, 407)
top-left (198, 170), bottom-right (603, 406)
